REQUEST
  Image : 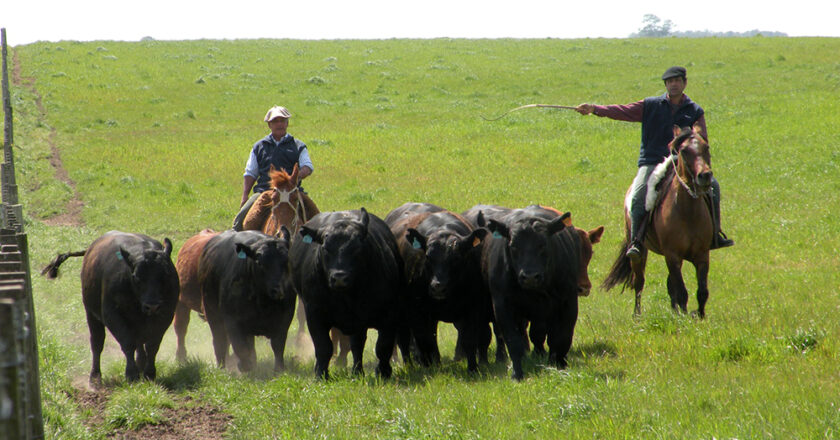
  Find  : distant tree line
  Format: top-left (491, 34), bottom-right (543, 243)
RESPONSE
top-left (631, 14), bottom-right (788, 38)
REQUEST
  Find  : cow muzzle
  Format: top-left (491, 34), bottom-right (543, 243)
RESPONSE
top-left (428, 278), bottom-right (447, 300)
top-left (517, 270), bottom-right (544, 290)
top-left (328, 270), bottom-right (352, 290)
top-left (141, 301), bottom-right (162, 315)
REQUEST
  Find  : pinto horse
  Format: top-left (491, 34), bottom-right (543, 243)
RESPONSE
top-left (603, 124), bottom-right (715, 318)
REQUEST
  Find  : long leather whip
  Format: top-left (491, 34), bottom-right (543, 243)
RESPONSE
top-left (481, 104), bottom-right (578, 121)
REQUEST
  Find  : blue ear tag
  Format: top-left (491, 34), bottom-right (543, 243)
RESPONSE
top-left (412, 238), bottom-right (422, 249)
top-left (492, 231), bottom-right (502, 239)
top-left (115, 250), bottom-right (123, 260)
top-left (302, 235), bottom-right (313, 244)
top-left (237, 250), bottom-right (247, 259)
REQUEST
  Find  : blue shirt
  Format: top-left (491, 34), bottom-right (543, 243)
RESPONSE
top-left (244, 133), bottom-right (314, 193)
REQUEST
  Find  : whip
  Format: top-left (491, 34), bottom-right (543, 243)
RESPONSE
top-left (480, 104), bottom-right (578, 121)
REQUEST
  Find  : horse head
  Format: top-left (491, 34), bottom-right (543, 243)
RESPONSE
top-left (264, 164), bottom-right (303, 236)
top-left (670, 124), bottom-right (713, 196)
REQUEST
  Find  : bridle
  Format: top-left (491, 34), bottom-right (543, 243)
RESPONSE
top-left (271, 186), bottom-right (302, 235)
top-left (670, 134), bottom-right (709, 200)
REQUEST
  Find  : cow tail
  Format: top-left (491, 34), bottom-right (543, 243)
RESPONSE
top-left (41, 250), bottom-right (86, 279)
top-left (601, 238), bottom-right (632, 292)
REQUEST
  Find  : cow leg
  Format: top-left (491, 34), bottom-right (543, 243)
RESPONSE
top-left (229, 327), bottom-right (257, 373)
top-left (693, 259), bottom-right (710, 319)
top-left (308, 316), bottom-right (334, 380)
top-left (492, 320), bottom-right (508, 364)
top-left (86, 311), bottom-right (106, 386)
top-left (173, 301), bottom-right (191, 363)
top-left (456, 318), bottom-right (479, 373)
top-left (493, 298), bottom-right (526, 381)
top-left (528, 320), bottom-right (547, 357)
top-left (104, 314), bottom-right (141, 382)
top-left (412, 318), bottom-right (440, 367)
top-left (350, 332), bottom-right (367, 376)
top-left (295, 297), bottom-right (308, 342)
top-left (270, 306), bottom-right (295, 373)
top-left (547, 299), bottom-right (578, 370)
top-left (665, 256), bottom-right (688, 314)
top-left (374, 329), bottom-right (397, 379)
top-left (476, 320), bottom-right (491, 365)
top-left (203, 297), bottom-right (229, 369)
top-left (142, 337), bottom-right (164, 380)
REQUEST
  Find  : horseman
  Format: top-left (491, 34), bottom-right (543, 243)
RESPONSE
top-left (233, 105), bottom-right (319, 231)
top-left (575, 66), bottom-right (734, 261)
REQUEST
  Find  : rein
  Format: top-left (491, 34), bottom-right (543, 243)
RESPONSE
top-left (671, 155), bottom-right (700, 199)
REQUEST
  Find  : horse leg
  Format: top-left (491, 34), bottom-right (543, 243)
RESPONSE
top-left (665, 256), bottom-right (688, 314)
top-left (693, 259), bottom-right (710, 319)
top-left (631, 250), bottom-right (648, 317)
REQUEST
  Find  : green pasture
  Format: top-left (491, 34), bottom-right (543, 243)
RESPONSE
top-left (7, 36), bottom-right (840, 438)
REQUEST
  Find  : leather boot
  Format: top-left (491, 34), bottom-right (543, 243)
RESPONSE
top-left (708, 191), bottom-right (734, 250)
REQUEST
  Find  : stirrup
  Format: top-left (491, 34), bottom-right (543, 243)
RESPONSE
top-left (711, 231), bottom-right (734, 249)
top-left (625, 242), bottom-right (643, 262)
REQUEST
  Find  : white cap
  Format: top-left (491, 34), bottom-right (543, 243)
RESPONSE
top-left (264, 106), bottom-right (292, 121)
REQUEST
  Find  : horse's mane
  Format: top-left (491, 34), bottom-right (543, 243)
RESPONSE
top-left (270, 167), bottom-right (295, 189)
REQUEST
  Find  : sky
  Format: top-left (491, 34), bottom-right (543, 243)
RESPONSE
top-left (3, 0), bottom-right (838, 45)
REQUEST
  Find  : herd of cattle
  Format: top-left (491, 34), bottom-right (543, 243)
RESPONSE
top-left (42, 202), bottom-right (604, 383)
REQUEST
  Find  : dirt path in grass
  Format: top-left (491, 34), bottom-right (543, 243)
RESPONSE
top-left (75, 387), bottom-right (232, 439)
top-left (12, 49), bottom-right (85, 227)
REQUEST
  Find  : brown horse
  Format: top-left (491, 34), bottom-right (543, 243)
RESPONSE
top-left (242, 164), bottom-right (315, 235)
top-left (603, 124), bottom-right (715, 318)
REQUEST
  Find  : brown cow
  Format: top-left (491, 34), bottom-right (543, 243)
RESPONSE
top-left (173, 228), bottom-right (220, 362)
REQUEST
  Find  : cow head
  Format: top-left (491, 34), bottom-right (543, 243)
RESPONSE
top-left (406, 227), bottom-right (487, 300)
top-left (234, 226), bottom-right (293, 300)
top-left (487, 212), bottom-right (569, 292)
top-left (574, 225), bottom-right (604, 297)
top-left (119, 238), bottom-right (175, 315)
top-left (299, 208), bottom-right (371, 292)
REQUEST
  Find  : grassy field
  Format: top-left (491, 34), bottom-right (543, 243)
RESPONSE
top-left (7, 36), bottom-right (840, 438)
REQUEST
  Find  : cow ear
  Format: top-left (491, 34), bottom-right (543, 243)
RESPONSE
top-left (118, 246), bottom-right (135, 270)
top-left (487, 219), bottom-right (510, 240)
top-left (162, 238), bottom-right (173, 258)
top-left (588, 226), bottom-right (605, 244)
top-left (548, 212), bottom-right (571, 235)
top-left (299, 226), bottom-right (321, 244)
top-left (279, 225), bottom-right (291, 242)
top-left (460, 228), bottom-right (488, 251)
top-left (235, 243), bottom-right (257, 260)
top-left (359, 207), bottom-right (370, 229)
top-left (475, 211), bottom-right (487, 227)
top-left (406, 228), bottom-right (427, 251)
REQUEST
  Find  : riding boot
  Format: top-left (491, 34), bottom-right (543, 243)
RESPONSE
top-left (625, 208), bottom-right (648, 263)
top-left (708, 186), bottom-right (734, 250)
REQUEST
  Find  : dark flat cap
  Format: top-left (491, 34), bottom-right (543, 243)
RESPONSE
top-left (662, 66), bottom-right (687, 80)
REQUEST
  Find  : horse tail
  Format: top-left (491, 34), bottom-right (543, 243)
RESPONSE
top-left (41, 250), bottom-right (87, 279)
top-left (601, 237), bottom-right (632, 292)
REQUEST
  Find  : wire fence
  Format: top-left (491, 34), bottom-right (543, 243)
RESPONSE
top-left (0, 27), bottom-right (45, 440)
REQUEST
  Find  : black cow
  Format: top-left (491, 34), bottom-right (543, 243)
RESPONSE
top-left (477, 205), bottom-right (581, 380)
top-left (198, 228), bottom-right (296, 374)
top-left (385, 202), bottom-right (489, 371)
top-left (290, 208), bottom-right (408, 379)
top-left (42, 231), bottom-right (179, 385)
